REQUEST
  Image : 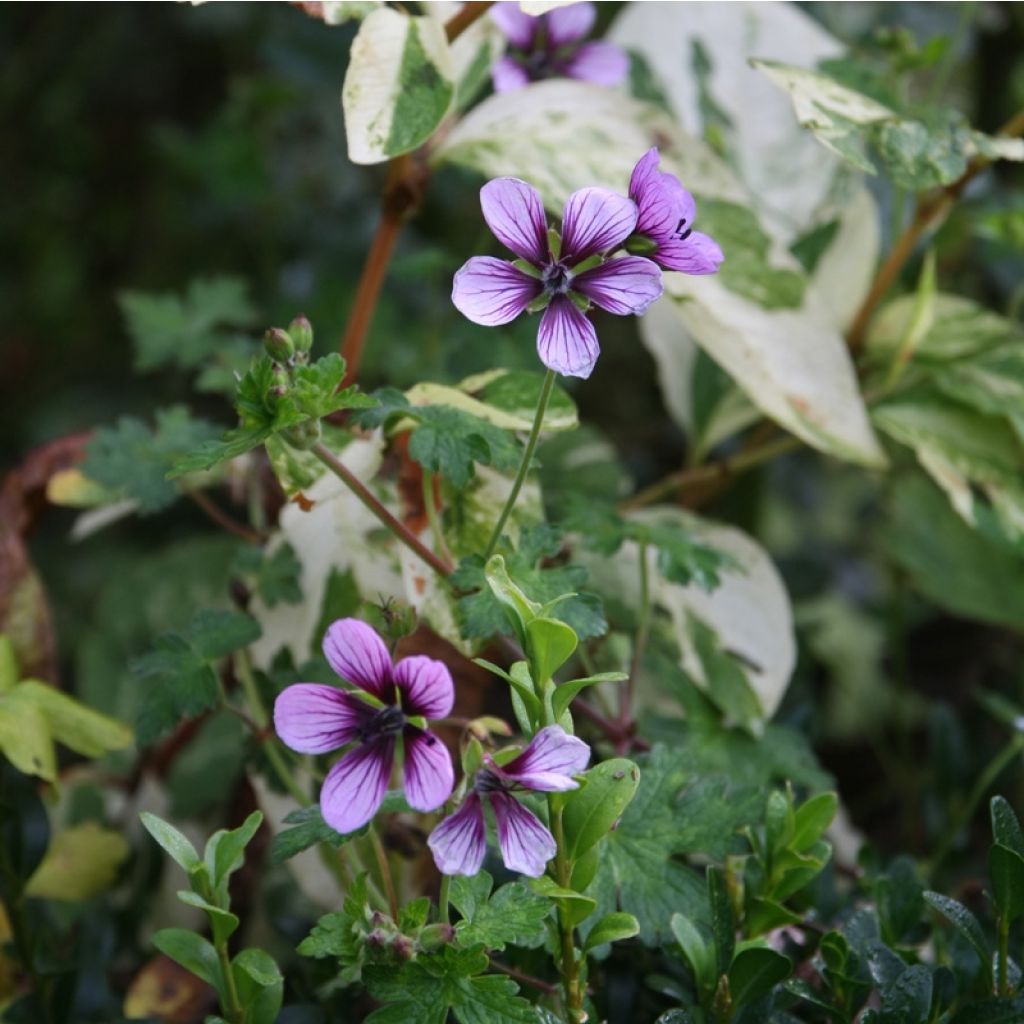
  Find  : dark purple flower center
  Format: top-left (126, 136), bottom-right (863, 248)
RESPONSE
top-left (474, 768), bottom-right (509, 794)
top-left (359, 704), bottom-right (406, 743)
top-left (542, 262), bottom-right (573, 296)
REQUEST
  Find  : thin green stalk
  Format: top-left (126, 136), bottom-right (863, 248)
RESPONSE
top-left (998, 913), bottom-right (1010, 996)
top-left (369, 825), bottom-right (399, 921)
top-left (422, 469), bottom-right (455, 567)
top-left (438, 873), bottom-right (452, 926)
top-left (216, 941), bottom-right (244, 1024)
top-left (548, 798), bottom-right (584, 1021)
top-left (929, 733), bottom-right (1024, 875)
top-left (483, 368), bottom-right (556, 560)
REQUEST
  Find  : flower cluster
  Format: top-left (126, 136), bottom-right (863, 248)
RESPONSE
top-left (490, 1), bottom-right (629, 93)
top-left (274, 618), bottom-right (454, 834)
top-left (452, 149), bottom-right (723, 380)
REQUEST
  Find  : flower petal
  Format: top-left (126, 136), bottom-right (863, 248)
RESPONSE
top-left (491, 55), bottom-right (531, 93)
top-left (562, 40), bottom-right (629, 87)
top-left (560, 186), bottom-right (637, 263)
top-left (537, 295), bottom-right (599, 379)
top-left (403, 727), bottom-right (454, 812)
top-left (453, 257), bottom-right (542, 327)
top-left (273, 683), bottom-right (373, 754)
top-left (320, 738), bottom-right (394, 834)
top-left (322, 618), bottom-right (393, 701)
top-left (393, 655), bottom-right (455, 719)
top-left (655, 232), bottom-right (724, 275)
top-left (428, 793), bottom-right (488, 876)
top-left (491, 792), bottom-right (556, 876)
top-left (574, 255), bottom-right (663, 315)
top-left (480, 177), bottom-right (550, 264)
top-left (499, 724), bottom-right (591, 791)
top-left (629, 147), bottom-right (697, 245)
top-left (489, 1), bottom-right (536, 49)
top-left (545, 1), bottom-right (595, 47)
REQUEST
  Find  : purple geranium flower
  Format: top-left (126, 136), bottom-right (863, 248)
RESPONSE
top-left (273, 618), bottom-right (454, 834)
top-left (627, 148), bottom-right (724, 275)
top-left (452, 177), bottom-right (663, 379)
top-left (490, 1), bottom-right (629, 93)
top-left (427, 725), bottom-right (590, 877)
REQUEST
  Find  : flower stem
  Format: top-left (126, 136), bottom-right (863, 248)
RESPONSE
top-left (438, 873), bottom-right (451, 926)
top-left (483, 368), bottom-right (556, 560)
top-left (369, 824), bottom-right (400, 921)
top-left (311, 441), bottom-right (452, 577)
top-left (548, 798), bottom-right (585, 1021)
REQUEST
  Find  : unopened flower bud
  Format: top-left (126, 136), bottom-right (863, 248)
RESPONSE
top-left (283, 419), bottom-right (322, 451)
top-left (289, 314), bottom-right (313, 354)
top-left (393, 935), bottom-right (415, 961)
top-left (263, 327), bottom-right (294, 363)
top-left (418, 923), bottom-right (455, 951)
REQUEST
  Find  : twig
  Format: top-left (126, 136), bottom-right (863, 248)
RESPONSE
top-left (311, 442), bottom-right (453, 577)
top-left (490, 960), bottom-right (559, 996)
top-left (846, 106), bottom-right (1024, 353)
top-left (444, 1), bottom-right (494, 43)
top-left (186, 488), bottom-right (265, 544)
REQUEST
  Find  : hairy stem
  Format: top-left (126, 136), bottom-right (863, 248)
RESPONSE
top-left (484, 368), bottom-right (556, 559)
top-left (548, 799), bottom-right (584, 1021)
top-left (846, 105), bottom-right (1024, 353)
top-left (311, 441), bottom-right (452, 577)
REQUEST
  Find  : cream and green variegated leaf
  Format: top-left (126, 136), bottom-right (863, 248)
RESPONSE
top-left (342, 8), bottom-right (454, 165)
top-left (436, 79), bottom-right (884, 466)
top-left (873, 390), bottom-right (1024, 543)
top-left (580, 509), bottom-right (796, 731)
top-left (423, 1), bottom-right (503, 111)
top-left (318, 1), bottom-right (382, 25)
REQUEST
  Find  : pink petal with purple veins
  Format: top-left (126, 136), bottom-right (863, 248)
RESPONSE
top-left (545, 1), bottom-right (596, 47)
top-left (491, 55), bottom-right (531, 93)
top-left (428, 793), bottom-right (488, 876)
top-left (563, 39), bottom-right (629, 87)
top-left (393, 655), bottom-right (455, 719)
top-left (452, 257), bottom-right (542, 327)
top-left (490, 792), bottom-right (557, 876)
top-left (656, 231), bottom-right (724, 275)
top-left (323, 618), bottom-right (393, 701)
top-left (537, 295), bottom-right (599, 379)
top-left (319, 737), bottom-right (394, 834)
top-left (480, 177), bottom-right (550, 264)
top-left (499, 724), bottom-right (591, 791)
top-left (403, 728), bottom-right (454, 812)
top-left (273, 683), bottom-right (373, 755)
top-left (560, 186), bottom-right (638, 263)
top-left (629, 148), bottom-right (697, 244)
top-left (574, 255), bottom-right (663, 315)
top-left (489, 1), bottom-right (536, 49)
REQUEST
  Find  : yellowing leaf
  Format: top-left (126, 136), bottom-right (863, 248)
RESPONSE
top-left (0, 696), bottom-right (56, 781)
top-left (18, 680), bottom-right (133, 757)
top-left (26, 823), bottom-right (130, 901)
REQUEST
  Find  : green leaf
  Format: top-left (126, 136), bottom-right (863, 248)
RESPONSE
top-left (989, 843), bottom-right (1024, 923)
top-left (151, 928), bottom-right (222, 990)
top-left (188, 609), bottom-right (262, 660)
top-left (525, 617), bottom-right (578, 684)
top-left (728, 946), bottom-right (792, 1008)
top-left (206, 810), bottom-right (263, 889)
top-left (528, 875), bottom-right (598, 926)
top-left (232, 948), bottom-right (284, 1024)
top-left (270, 804), bottom-right (366, 864)
top-left (0, 636), bottom-right (18, 694)
top-left (83, 406), bottom-right (220, 513)
top-left (140, 812), bottom-right (202, 873)
top-left (449, 870), bottom-right (550, 951)
top-left (176, 890), bottom-right (240, 946)
top-left (343, 9), bottom-right (453, 164)
top-left (791, 791), bottom-right (839, 852)
top-left (561, 758), bottom-right (641, 861)
top-left (119, 276), bottom-right (256, 373)
top-left (991, 797), bottom-right (1024, 857)
top-left (670, 913), bottom-right (716, 993)
top-left (551, 672), bottom-right (627, 723)
top-left (363, 945), bottom-right (538, 1024)
top-left (234, 544), bottom-right (303, 608)
top-left (923, 891), bottom-right (992, 981)
top-left (407, 406), bottom-right (522, 489)
top-left (707, 866), bottom-right (734, 975)
top-left (167, 425), bottom-right (273, 477)
top-left (297, 874), bottom-right (368, 973)
top-left (583, 911), bottom-right (639, 952)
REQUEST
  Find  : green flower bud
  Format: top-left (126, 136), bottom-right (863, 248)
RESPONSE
top-left (283, 419), bottom-right (321, 450)
top-left (418, 923), bottom-right (455, 951)
top-left (263, 327), bottom-right (294, 363)
top-left (289, 314), bottom-right (313, 354)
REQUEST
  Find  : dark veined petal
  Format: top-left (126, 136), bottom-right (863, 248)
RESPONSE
top-left (537, 295), bottom-right (600, 379)
top-left (545, 1), bottom-right (596, 47)
top-left (480, 177), bottom-right (550, 264)
top-left (560, 186), bottom-right (638, 263)
top-left (319, 737), bottom-right (394, 834)
top-left (427, 793), bottom-right (488, 876)
top-left (322, 618), bottom-right (393, 701)
top-left (499, 724), bottom-right (591, 791)
top-left (562, 39), bottom-right (629, 87)
top-left (574, 255), bottom-right (664, 315)
top-left (489, 1), bottom-right (536, 49)
top-left (452, 257), bottom-right (542, 326)
top-left (273, 683), bottom-right (373, 755)
top-left (491, 791), bottom-right (557, 877)
top-left (492, 55), bottom-right (531, 92)
top-left (392, 655), bottom-right (455, 720)
top-left (629, 147), bottom-right (697, 244)
top-left (403, 727), bottom-right (454, 812)
top-left (655, 231), bottom-right (725, 275)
